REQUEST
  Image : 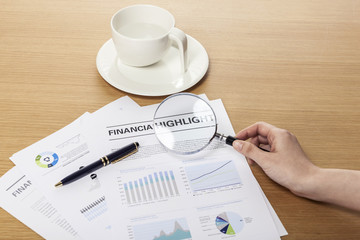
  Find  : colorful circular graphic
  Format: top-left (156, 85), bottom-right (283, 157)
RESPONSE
top-left (35, 152), bottom-right (59, 168)
top-left (215, 211), bottom-right (244, 235)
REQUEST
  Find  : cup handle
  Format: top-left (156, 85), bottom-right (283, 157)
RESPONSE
top-left (169, 28), bottom-right (188, 73)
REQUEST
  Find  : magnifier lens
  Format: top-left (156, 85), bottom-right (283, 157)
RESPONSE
top-left (153, 94), bottom-right (217, 154)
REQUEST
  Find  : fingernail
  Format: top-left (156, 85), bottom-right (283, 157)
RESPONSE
top-left (233, 141), bottom-right (243, 151)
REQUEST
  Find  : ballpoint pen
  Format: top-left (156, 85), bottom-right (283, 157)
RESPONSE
top-left (55, 142), bottom-right (139, 187)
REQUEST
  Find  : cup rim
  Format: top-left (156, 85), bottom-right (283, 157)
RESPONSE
top-left (111, 4), bottom-right (176, 41)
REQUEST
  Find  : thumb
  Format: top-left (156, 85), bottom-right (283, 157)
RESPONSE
top-left (233, 140), bottom-right (268, 167)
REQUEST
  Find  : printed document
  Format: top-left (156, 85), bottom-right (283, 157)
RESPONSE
top-left (0, 166), bottom-right (80, 240)
top-left (4, 95), bottom-right (286, 239)
top-left (9, 96), bottom-right (140, 240)
top-left (83, 98), bottom-right (283, 239)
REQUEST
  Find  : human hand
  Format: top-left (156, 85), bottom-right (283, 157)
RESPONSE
top-left (232, 122), bottom-right (319, 197)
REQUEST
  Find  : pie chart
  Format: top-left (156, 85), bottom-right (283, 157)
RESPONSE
top-left (215, 212), bottom-right (244, 235)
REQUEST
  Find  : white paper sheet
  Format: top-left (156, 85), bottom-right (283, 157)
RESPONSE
top-left (9, 96), bottom-right (140, 240)
top-left (92, 95), bottom-right (140, 116)
top-left (4, 95), bottom-right (286, 239)
top-left (82, 98), bottom-right (282, 239)
top-left (0, 166), bottom-right (81, 239)
top-left (10, 112), bottom-right (112, 239)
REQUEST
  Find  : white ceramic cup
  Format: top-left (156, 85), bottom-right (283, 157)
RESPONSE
top-left (111, 5), bottom-right (188, 72)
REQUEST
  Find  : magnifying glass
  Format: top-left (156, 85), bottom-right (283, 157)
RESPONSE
top-left (153, 93), bottom-right (238, 155)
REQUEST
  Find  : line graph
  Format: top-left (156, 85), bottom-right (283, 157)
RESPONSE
top-left (185, 160), bottom-right (241, 192)
top-left (189, 161), bottom-right (232, 181)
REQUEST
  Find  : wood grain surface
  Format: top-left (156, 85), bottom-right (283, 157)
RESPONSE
top-left (1, 0), bottom-right (359, 239)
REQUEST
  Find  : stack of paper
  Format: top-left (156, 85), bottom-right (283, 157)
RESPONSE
top-left (0, 95), bottom-right (287, 240)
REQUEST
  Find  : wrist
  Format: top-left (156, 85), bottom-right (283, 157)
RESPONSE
top-left (290, 165), bottom-right (322, 199)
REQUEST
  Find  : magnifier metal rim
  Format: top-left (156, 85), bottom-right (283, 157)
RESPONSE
top-left (153, 93), bottom-right (218, 155)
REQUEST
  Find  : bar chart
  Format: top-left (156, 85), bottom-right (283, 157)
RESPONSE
top-left (80, 196), bottom-right (108, 222)
top-left (121, 170), bottom-right (180, 204)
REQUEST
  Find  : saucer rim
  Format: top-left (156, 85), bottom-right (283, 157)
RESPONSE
top-left (96, 35), bottom-right (209, 96)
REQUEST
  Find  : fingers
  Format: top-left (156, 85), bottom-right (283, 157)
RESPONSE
top-left (250, 135), bottom-right (269, 146)
top-left (235, 122), bottom-right (276, 141)
top-left (233, 140), bottom-right (269, 167)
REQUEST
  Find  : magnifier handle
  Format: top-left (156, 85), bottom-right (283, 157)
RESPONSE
top-left (225, 135), bottom-right (237, 146)
top-left (223, 135), bottom-right (270, 152)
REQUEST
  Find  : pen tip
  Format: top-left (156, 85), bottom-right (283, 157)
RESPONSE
top-left (55, 182), bottom-right (63, 188)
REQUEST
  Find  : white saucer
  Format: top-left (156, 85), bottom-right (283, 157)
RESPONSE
top-left (96, 35), bottom-right (209, 96)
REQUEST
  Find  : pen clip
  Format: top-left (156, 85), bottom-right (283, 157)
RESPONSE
top-left (111, 148), bottom-right (138, 164)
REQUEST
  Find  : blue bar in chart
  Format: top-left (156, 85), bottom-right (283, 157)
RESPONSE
top-left (164, 171), bottom-right (174, 196)
top-left (124, 183), bottom-right (131, 204)
top-left (143, 177), bottom-right (152, 201)
top-left (154, 172), bottom-right (163, 198)
top-left (148, 175), bottom-right (157, 200)
top-left (139, 179), bottom-right (147, 201)
top-left (129, 182), bottom-right (136, 202)
top-left (170, 170), bottom-right (179, 195)
top-left (123, 170), bottom-right (180, 204)
top-left (134, 180), bottom-right (141, 202)
top-left (159, 172), bottom-right (169, 197)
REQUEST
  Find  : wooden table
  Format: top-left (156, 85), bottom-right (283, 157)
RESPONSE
top-left (1, 0), bottom-right (359, 239)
